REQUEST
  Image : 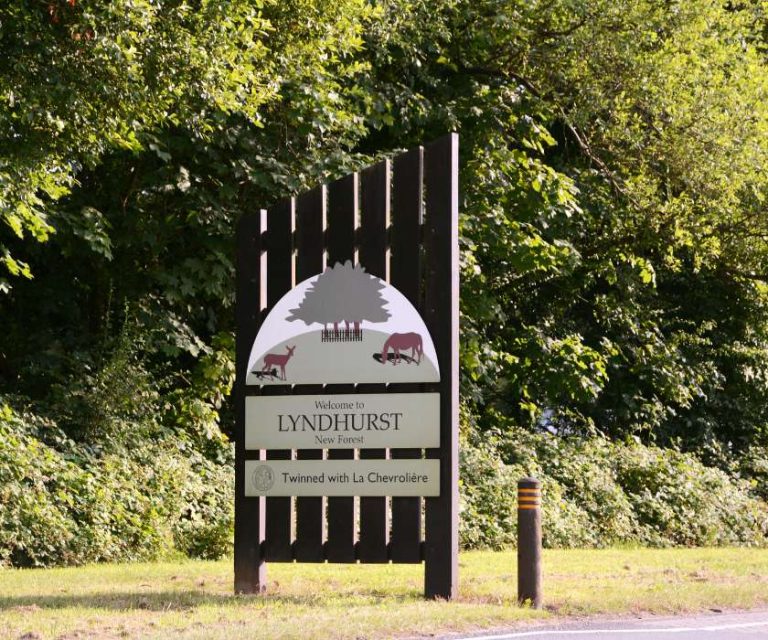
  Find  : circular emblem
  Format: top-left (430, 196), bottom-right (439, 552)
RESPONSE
top-left (251, 464), bottom-right (275, 492)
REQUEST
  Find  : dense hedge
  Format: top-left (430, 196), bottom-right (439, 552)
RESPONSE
top-left (460, 415), bottom-right (768, 550)
top-left (3, 394), bottom-right (766, 567)
top-left (0, 401), bottom-right (233, 567)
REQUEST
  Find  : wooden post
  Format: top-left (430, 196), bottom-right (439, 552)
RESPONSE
top-left (234, 211), bottom-right (266, 593)
top-left (294, 187), bottom-right (326, 563)
top-left (423, 133), bottom-right (459, 599)
top-left (264, 199), bottom-right (294, 563)
top-left (389, 146), bottom-right (425, 563)
top-left (325, 173), bottom-right (358, 563)
top-left (358, 159), bottom-right (390, 563)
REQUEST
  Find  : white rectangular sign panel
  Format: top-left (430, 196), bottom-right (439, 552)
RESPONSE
top-left (245, 393), bottom-right (439, 450)
top-left (244, 459), bottom-right (440, 497)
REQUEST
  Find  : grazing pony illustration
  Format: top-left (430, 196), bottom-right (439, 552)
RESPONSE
top-left (262, 345), bottom-right (296, 380)
top-left (380, 332), bottom-right (422, 365)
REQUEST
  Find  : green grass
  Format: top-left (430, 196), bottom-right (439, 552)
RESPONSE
top-left (1, 548), bottom-right (767, 639)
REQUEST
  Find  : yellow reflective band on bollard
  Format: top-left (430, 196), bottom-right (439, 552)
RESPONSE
top-left (518, 501), bottom-right (541, 509)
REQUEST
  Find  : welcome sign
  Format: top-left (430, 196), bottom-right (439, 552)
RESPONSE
top-left (245, 393), bottom-right (440, 450)
top-left (243, 260), bottom-right (441, 496)
top-left (235, 134), bottom-right (459, 600)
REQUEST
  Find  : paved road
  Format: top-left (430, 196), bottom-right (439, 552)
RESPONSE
top-left (447, 610), bottom-right (768, 640)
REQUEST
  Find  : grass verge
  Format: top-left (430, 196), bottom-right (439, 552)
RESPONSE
top-left (0, 548), bottom-right (767, 639)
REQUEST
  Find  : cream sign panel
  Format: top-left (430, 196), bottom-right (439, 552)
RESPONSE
top-left (244, 459), bottom-right (440, 497)
top-left (246, 393), bottom-right (439, 450)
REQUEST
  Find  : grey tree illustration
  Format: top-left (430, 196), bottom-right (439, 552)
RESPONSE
top-left (286, 261), bottom-right (390, 340)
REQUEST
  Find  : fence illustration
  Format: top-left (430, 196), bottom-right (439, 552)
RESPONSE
top-left (320, 328), bottom-right (364, 342)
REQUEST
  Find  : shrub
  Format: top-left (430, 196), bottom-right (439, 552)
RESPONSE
top-left (172, 447), bottom-right (235, 560)
top-left (460, 414), bottom-right (768, 550)
top-left (0, 404), bottom-right (81, 566)
top-left (0, 399), bottom-right (234, 567)
top-left (459, 435), bottom-right (519, 549)
top-left (616, 445), bottom-right (768, 546)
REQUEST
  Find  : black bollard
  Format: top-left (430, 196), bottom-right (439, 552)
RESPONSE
top-left (517, 477), bottom-right (542, 608)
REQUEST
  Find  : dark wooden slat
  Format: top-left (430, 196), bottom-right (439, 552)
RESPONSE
top-left (423, 134), bottom-right (459, 598)
top-left (359, 160), bottom-right (389, 279)
top-left (234, 211), bottom-right (266, 592)
top-left (390, 147), bottom-right (424, 564)
top-left (327, 173), bottom-right (357, 267)
top-left (294, 186), bottom-right (326, 563)
top-left (296, 187), bottom-right (325, 279)
top-left (264, 198), bottom-right (294, 562)
top-left (357, 159), bottom-right (390, 563)
top-left (391, 148), bottom-right (423, 303)
top-left (325, 174), bottom-right (357, 563)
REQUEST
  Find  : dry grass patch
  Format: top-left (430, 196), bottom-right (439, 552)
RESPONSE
top-left (0, 548), bottom-right (767, 639)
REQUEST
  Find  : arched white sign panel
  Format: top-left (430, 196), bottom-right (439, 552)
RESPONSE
top-left (246, 261), bottom-right (440, 385)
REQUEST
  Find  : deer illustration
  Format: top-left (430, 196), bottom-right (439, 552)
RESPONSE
top-left (381, 332), bottom-right (422, 365)
top-left (262, 345), bottom-right (296, 380)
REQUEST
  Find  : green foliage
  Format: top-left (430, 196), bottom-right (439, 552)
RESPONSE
top-left (11, 0), bottom-right (768, 450)
top-left (48, 320), bottom-right (162, 447)
top-left (460, 414), bottom-right (768, 550)
top-left (0, 327), bottom-right (235, 567)
top-left (0, 0), bottom-right (278, 284)
top-left (3, 0), bottom-right (768, 565)
top-left (0, 395), bottom-right (234, 568)
top-left (459, 435), bottom-right (518, 550)
top-left (166, 331), bottom-right (236, 461)
top-left (352, 0), bottom-right (768, 454)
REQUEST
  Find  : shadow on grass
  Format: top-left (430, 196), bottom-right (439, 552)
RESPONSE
top-left (0, 588), bottom-right (421, 613)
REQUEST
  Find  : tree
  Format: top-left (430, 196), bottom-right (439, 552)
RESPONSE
top-left (2, 0), bottom-right (768, 564)
top-left (1, 0), bottom-right (277, 290)
top-left (354, 0), bottom-right (768, 453)
top-left (3, 0), bottom-right (768, 525)
top-left (0, 0), bottom-right (375, 395)
top-left (287, 261), bottom-right (389, 332)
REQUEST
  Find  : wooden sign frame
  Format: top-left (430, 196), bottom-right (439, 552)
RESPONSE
top-left (234, 133), bottom-right (459, 599)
